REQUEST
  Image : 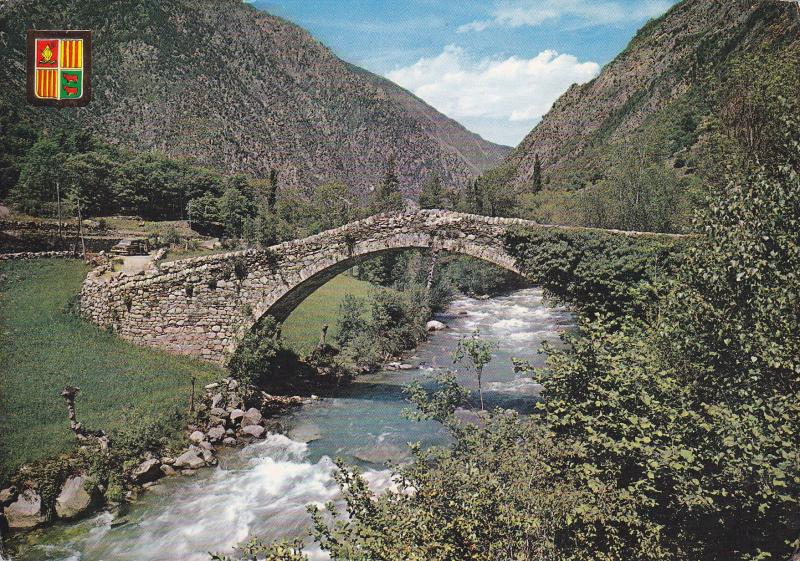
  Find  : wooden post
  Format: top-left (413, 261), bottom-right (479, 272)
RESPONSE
top-left (56, 178), bottom-right (63, 241)
top-left (189, 375), bottom-right (196, 413)
top-left (76, 201), bottom-right (86, 257)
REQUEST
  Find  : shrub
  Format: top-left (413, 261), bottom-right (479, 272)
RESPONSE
top-left (161, 225), bottom-right (182, 246)
top-left (227, 316), bottom-right (303, 389)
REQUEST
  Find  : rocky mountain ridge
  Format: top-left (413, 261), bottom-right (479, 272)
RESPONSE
top-left (507, 0), bottom-right (800, 190)
top-left (0, 0), bottom-right (509, 199)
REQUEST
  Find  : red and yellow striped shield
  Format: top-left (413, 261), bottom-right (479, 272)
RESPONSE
top-left (27, 30), bottom-right (92, 107)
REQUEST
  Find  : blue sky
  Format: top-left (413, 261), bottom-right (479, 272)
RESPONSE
top-left (251, 0), bottom-right (679, 146)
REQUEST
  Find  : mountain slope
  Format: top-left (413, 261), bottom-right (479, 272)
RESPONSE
top-left (350, 65), bottom-right (511, 175)
top-left (0, 0), bottom-right (508, 199)
top-left (507, 0), bottom-right (800, 190)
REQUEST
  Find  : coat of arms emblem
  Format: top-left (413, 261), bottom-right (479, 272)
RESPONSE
top-left (26, 29), bottom-right (92, 107)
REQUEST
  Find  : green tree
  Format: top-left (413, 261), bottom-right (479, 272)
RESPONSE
top-left (62, 151), bottom-right (117, 216)
top-left (477, 163), bottom-right (518, 217)
top-left (227, 317), bottom-right (301, 388)
top-left (334, 294), bottom-right (365, 348)
top-left (187, 193), bottom-right (222, 233)
top-left (453, 331), bottom-right (497, 411)
top-left (311, 182), bottom-right (355, 231)
top-left (371, 156), bottom-right (404, 214)
top-left (11, 135), bottom-right (64, 215)
top-left (218, 184), bottom-right (256, 238)
top-left (532, 154), bottom-right (543, 194)
top-left (0, 103), bottom-right (37, 199)
top-left (418, 173), bottom-right (444, 209)
top-left (464, 179), bottom-right (483, 214)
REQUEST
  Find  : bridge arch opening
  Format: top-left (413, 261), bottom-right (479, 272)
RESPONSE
top-left (251, 247), bottom-right (529, 354)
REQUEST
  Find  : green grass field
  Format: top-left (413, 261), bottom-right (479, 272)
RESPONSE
top-left (0, 261), bottom-right (372, 478)
top-left (281, 274), bottom-right (374, 355)
top-left (0, 259), bottom-right (223, 479)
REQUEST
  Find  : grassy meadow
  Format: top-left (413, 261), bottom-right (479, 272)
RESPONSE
top-left (0, 259), bottom-right (223, 479)
top-left (0, 260), bottom-right (371, 478)
top-left (281, 274), bottom-right (373, 355)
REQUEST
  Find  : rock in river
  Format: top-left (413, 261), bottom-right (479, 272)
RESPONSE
top-left (173, 448), bottom-right (206, 470)
top-left (229, 408), bottom-right (245, 424)
top-left (55, 475), bottom-right (98, 521)
top-left (132, 459), bottom-right (163, 484)
top-left (426, 320), bottom-right (447, 332)
top-left (241, 425), bottom-right (265, 439)
top-left (5, 489), bottom-right (45, 529)
top-left (241, 407), bottom-right (263, 427)
top-left (207, 426), bottom-right (226, 442)
top-left (288, 423), bottom-right (322, 443)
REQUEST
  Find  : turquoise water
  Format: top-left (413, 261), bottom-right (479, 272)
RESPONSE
top-left (12, 288), bottom-right (573, 561)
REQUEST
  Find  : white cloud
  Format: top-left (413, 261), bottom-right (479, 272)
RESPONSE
top-left (385, 46), bottom-right (600, 146)
top-left (458, 0), bottom-right (672, 33)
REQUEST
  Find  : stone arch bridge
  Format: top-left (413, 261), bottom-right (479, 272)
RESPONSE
top-left (80, 210), bottom-right (665, 363)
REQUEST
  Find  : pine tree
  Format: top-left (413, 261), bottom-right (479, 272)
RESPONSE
top-left (419, 173), bottom-right (444, 209)
top-left (532, 154), bottom-right (543, 194)
top-left (466, 179), bottom-right (483, 214)
top-left (372, 156), bottom-right (404, 214)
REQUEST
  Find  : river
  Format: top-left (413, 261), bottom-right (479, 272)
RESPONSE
top-left (11, 287), bottom-right (573, 561)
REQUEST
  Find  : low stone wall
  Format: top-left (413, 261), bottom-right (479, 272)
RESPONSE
top-left (80, 210), bottom-right (680, 363)
top-left (0, 220), bottom-right (87, 234)
top-left (0, 251), bottom-right (77, 261)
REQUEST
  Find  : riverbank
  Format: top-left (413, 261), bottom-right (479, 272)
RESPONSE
top-left (0, 254), bottom-right (524, 556)
top-left (7, 287), bottom-right (573, 561)
top-left (0, 259), bottom-right (223, 479)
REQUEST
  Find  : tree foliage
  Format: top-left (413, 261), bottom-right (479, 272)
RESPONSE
top-left (371, 156), bottom-right (404, 214)
top-left (419, 173), bottom-right (445, 209)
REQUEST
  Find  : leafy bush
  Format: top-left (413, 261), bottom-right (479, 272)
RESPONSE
top-left (227, 316), bottom-right (305, 389)
top-left (335, 287), bottom-right (429, 371)
top-left (505, 227), bottom-right (682, 319)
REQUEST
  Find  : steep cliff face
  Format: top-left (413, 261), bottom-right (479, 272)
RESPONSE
top-left (507, 0), bottom-right (800, 190)
top-left (0, 0), bottom-right (508, 198)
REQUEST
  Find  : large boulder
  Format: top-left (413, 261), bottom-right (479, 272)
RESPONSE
top-left (188, 430), bottom-right (206, 444)
top-left (132, 459), bottom-right (163, 485)
top-left (241, 425), bottom-right (265, 439)
top-left (173, 448), bottom-right (206, 470)
top-left (4, 489), bottom-right (45, 529)
top-left (55, 475), bottom-right (98, 520)
top-left (426, 320), bottom-right (447, 332)
top-left (229, 408), bottom-right (245, 424)
top-left (240, 408), bottom-right (263, 427)
top-left (207, 426), bottom-right (226, 442)
top-left (209, 407), bottom-right (228, 420)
